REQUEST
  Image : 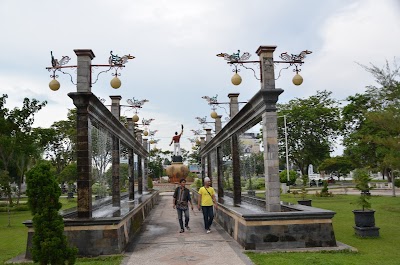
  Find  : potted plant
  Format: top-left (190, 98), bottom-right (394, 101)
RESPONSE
top-left (297, 175), bottom-right (312, 206)
top-left (352, 168), bottom-right (380, 237)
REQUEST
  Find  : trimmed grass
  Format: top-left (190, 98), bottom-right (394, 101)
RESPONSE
top-left (0, 211), bottom-right (31, 264)
top-left (249, 193), bottom-right (400, 265)
top-left (0, 197), bottom-right (124, 265)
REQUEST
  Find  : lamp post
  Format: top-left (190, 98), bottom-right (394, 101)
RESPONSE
top-left (217, 46), bottom-right (311, 211)
top-left (47, 50), bottom-right (134, 91)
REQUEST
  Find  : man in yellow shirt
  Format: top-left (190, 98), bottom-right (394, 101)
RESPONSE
top-left (197, 177), bottom-right (218, 234)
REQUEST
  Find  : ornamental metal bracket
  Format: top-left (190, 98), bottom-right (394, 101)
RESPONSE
top-left (46, 50), bottom-right (135, 85)
top-left (217, 50), bottom-right (261, 81)
top-left (216, 49), bottom-right (312, 82)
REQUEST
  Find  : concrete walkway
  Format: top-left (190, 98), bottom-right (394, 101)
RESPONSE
top-left (122, 193), bottom-right (253, 265)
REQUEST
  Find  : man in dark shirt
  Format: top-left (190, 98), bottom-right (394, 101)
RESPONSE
top-left (173, 178), bottom-right (194, 233)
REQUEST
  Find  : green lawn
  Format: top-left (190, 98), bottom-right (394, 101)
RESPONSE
top-left (0, 197), bottom-right (124, 265)
top-left (248, 193), bottom-right (400, 265)
top-left (2, 194), bottom-right (399, 265)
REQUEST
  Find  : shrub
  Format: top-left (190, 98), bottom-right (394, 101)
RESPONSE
top-left (26, 162), bottom-right (77, 265)
top-left (300, 175), bottom-right (309, 200)
top-left (395, 178), bottom-right (400, 188)
top-left (279, 170), bottom-right (298, 185)
top-left (320, 181), bottom-right (331, 197)
top-left (352, 168), bottom-right (372, 211)
top-left (190, 178), bottom-right (202, 190)
top-left (147, 176), bottom-right (153, 189)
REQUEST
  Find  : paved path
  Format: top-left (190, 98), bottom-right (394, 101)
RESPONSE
top-left (123, 193), bottom-right (253, 265)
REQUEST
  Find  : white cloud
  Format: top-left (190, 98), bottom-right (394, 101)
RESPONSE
top-left (1, 0), bottom-right (399, 156)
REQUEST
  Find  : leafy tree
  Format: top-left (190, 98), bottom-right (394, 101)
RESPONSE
top-left (58, 162), bottom-right (77, 186)
top-left (277, 90), bottom-right (341, 176)
top-left (148, 148), bottom-right (164, 179)
top-left (26, 162), bottom-right (77, 264)
top-left (42, 109), bottom-right (77, 177)
top-left (105, 163), bottom-right (129, 190)
top-left (343, 60), bottom-right (400, 180)
top-left (318, 156), bottom-right (354, 180)
top-left (0, 95), bottom-right (46, 204)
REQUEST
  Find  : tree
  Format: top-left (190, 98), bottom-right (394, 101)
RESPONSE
top-left (42, 109), bottom-right (77, 177)
top-left (342, 59), bottom-right (400, 180)
top-left (148, 148), bottom-right (164, 179)
top-left (26, 162), bottom-right (77, 264)
top-left (318, 156), bottom-right (354, 180)
top-left (0, 95), bottom-right (46, 204)
top-left (277, 90), bottom-right (341, 176)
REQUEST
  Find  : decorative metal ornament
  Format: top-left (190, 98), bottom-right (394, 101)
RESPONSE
top-left (109, 51), bottom-right (135, 66)
top-left (46, 50), bottom-right (135, 90)
top-left (217, 48), bottom-right (311, 86)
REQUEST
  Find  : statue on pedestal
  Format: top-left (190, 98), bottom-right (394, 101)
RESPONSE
top-left (170, 124), bottom-right (183, 162)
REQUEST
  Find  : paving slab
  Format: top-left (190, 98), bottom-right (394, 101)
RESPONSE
top-left (122, 193), bottom-right (254, 265)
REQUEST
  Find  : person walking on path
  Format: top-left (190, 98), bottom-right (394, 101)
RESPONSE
top-left (173, 178), bottom-right (194, 233)
top-left (197, 177), bottom-right (218, 234)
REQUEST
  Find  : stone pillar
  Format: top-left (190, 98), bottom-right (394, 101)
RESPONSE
top-left (69, 93), bottom-right (92, 218)
top-left (110, 96), bottom-right (122, 119)
top-left (256, 45), bottom-right (277, 90)
top-left (110, 96), bottom-right (121, 207)
top-left (216, 146), bottom-right (224, 202)
top-left (200, 137), bottom-right (206, 186)
top-left (205, 128), bottom-right (212, 142)
top-left (228, 93), bottom-right (240, 118)
top-left (231, 133), bottom-right (241, 206)
top-left (204, 128), bottom-right (213, 184)
top-left (215, 115), bottom-right (222, 134)
top-left (127, 118), bottom-right (135, 201)
top-left (74, 49), bottom-right (95, 93)
top-left (143, 138), bottom-right (149, 191)
top-left (111, 134), bottom-right (120, 207)
top-left (138, 155), bottom-right (143, 195)
top-left (256, 45), bottom-right (282, 212)
top-left (201, 156), bottom-right (206, 185)
top-left (200, 136), bottom-right (205, 149)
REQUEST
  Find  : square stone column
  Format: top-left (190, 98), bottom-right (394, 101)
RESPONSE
top-left (137, 155), bottom-right (143, 195)
top-left (111, 134), bottom-right (121, 207)
top-left (127, 118), bottom-right (135, 201)
top-left (257, 45), bottom-right (282, 212)
top-left (110, 95), bottom-right (122, 119)
top-left (228, 93), bottom-right (240, 118)
top-left (69, 93), bottom-right (93, 218)
top-left (215, 115), bottom-right (222, 134)
top-left (216, 146), bottom-right (224, 202)
top-left (110, 96), bottom-right (121, 207)
top-left (74, 49), bottom-right (95, 93)
top-left (143, 138), bottom-right (149, 191)
top-left (231, 133), bottom-right (241, 206)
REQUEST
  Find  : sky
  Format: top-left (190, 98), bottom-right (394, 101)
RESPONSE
top-left (1, 0), bottom-right (399, 155)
